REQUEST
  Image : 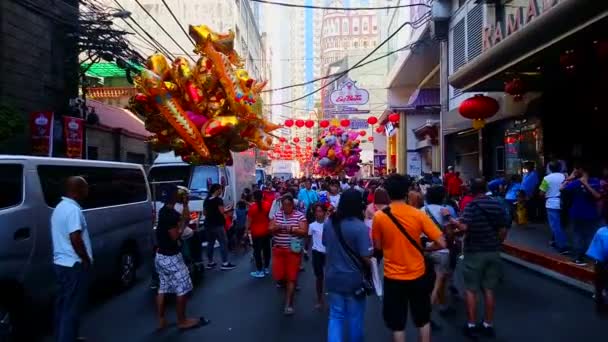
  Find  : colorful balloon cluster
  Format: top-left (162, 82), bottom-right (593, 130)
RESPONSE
top-left (128, 25), bottom-right (279, 165)
top-left (314, 127), bottom-right (362, 177)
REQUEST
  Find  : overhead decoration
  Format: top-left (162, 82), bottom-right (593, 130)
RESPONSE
top-left (388, 112), bottom-right (400, 123)
top-left (313, 127), bottom-right (361, 177)
top-left (319, 120), bottom-right (330, 128)
top-left (458, 94), bottom-right (499, 130)
top-left (340, 119), bottom-right (350, 127)
top-left (375, 126), bottom-right (385, 134)
top-left (359, 130), bottom-right (366, 136)
top-left (368, 136), bottom-right (374, 142)
top-left (305, 137), bottom-right (312, 143)
top-left (295, 119), bottom-right (305, 128)
top-left (284, 119), bottom-right (294, 127)
top-left (504, 78), bottom-right (526, 101)
top-left (305, 119), bottom-right (315, 128)
top-left (367, 116), bottom-right (378, 125)
top-left (128, 24), bottom-right (279, 165)
top-left (293, 137), bottom-right (300, 143)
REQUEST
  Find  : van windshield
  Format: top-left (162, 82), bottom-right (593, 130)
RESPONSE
top-left (148, 165), bottom-right (190, 198)
top-left (190, 166), bottom-right (219, 194)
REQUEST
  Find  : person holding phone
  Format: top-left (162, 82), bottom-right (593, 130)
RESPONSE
top-left (269, 195), bottom-right (308, 315)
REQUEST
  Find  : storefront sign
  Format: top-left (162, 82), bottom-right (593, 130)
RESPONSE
top-left (350, 119), bottom-right (368, 129)
top-left (30, 112), bottom-right (54, 156)
top-left (407, 152), bottom-right (422, 177)
top-left (63, 116), bottom-right (84, 159)
top-left (385, 122), bottom-right (397, 137)
top-left (483, 0), bottom-right (563, 51)
top-left (330, 79), bottom-right (369, 106)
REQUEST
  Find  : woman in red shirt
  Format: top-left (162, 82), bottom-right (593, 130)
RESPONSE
top-left (247, 190), bottom-right (272, 278)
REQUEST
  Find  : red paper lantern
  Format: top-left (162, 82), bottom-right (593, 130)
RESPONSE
top-left (284, 119), bottom-right (294, 127)
top-left (340, 119), bottom-right (350, 127)
top-left (367, 116), bottom-right (378, 125)
top-left (295, 119), bottom-right (305, 128)
top-left (375, 126), bottom-right (384, 134)
top-left (368, 136), bottom-right (374, 142)
top-left (305, 137), bottom-right (312, 143)
top-left (458, 94), bottom-right (499, 129)
top-left (388, 112), bottom-right (400, 123)
top-left (279, 137), bottom-right (286, 143)
top-left (305, 120), bottom-right (315, 128)
top-left (319, 120), bottom-right (330, 128)
top-left (359, 130), bottom-right (366, 137)
top-left (293, 137), bottom-right (300, 143)
top-left (504, 78), bottom-right (526, 101)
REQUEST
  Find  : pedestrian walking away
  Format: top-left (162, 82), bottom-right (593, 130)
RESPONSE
top-left (204, 183), bottom-right (237, 270)
top-left (51, 176), bottom-right (93, 342)
top-left (248, 190), bottom-right (272, 278)
top-left (155, 190), bottom-right (210, 331)
top-left (540, 161), bottom-right (569, 254)
top-left (323, 189), bottom-right (373, 342)
top-left (372, 174), bottom-right (447, 342)
top-left (308, 203), bottom-right (328, 309)
top-left (448, 178), bottom-right (509, 339)
top-left (269, 195), bottom-right (308, 315)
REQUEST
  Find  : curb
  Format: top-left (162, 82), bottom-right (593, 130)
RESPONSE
top-left (501, 253), bottom-right (593, 293)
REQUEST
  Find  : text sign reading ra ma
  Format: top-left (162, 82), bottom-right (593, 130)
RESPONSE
top-left (330, 79), bottom-right (369, 106)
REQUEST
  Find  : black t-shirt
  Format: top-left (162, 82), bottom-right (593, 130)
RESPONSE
top-left (156, 206), bottom-right (181, 256)
top-left (204, 197), bottom-right (225, 227)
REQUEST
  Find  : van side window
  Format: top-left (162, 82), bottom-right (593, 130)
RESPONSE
top-left (0, 164), bottom-right (23, 209)
top-left (38, 166), bottom-right (147, 209)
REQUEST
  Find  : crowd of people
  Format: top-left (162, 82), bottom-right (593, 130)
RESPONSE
top-left (49, 165), bottom-right (608, 342)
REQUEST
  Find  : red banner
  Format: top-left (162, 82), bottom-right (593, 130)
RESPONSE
top-left (63, 116), bottom-right (84, 159)
top-left (30, 112), bottom-right (54, 156)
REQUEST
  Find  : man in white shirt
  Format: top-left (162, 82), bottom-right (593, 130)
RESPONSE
top-left (51, 176), bottom-right (93, 342)
top-left (539, 161), bottom-right (569, 254)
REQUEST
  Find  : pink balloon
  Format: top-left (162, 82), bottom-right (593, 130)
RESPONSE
top-left (186, 111), bottom-right (208, 129)
top-left (348, 131), bottom-right (359, 140)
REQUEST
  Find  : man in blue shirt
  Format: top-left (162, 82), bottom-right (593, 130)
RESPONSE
top-left (521, 162), bottom-right (540, 198)
top-left (586, 226), bottom-right (608, 313)
top-left (51, 176), bottom-right (93, 342)
top-left (298, 179), bottom-right (319, 213)
top-left (562, 165), bottom-right (602, 266)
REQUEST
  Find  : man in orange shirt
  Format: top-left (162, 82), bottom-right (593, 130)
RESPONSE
top-left (372, 174), bottom-right (446, 342)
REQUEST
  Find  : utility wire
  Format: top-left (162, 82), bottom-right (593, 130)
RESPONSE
top-left (160, 0), bottom-right (196, 46)
top-left (132, 0), bottom-right (196, 62)
top-left (266, 14), bottom-right (431, 105)
top-left (249, 0), bottom-right (431, 10)
top-left (114, 0), bottom-right (176, 59)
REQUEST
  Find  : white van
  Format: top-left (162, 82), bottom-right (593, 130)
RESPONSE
top-left (0, 156), bottom-right (153, 339)
top-left (148, 151), bottom-right (256, 221)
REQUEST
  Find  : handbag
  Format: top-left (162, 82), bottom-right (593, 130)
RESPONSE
top-left (382, 206), bottom-right (436, 293)
top-left (332, 221), bottom-right (374, 298)
top-left (290, 237), bottom-right (303, 253)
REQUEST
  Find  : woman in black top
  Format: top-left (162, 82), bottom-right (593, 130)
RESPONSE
top-left (204, 184), bottom-right (236, 270)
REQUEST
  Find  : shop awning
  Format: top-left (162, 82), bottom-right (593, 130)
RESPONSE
top-left (449, 0), bottom-right (608, 91)
top-left (405, 88), bottom-right (440, 110)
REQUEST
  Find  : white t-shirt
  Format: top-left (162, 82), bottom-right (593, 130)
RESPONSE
top-left (540, 172), bottom-right (566, 209)
top-left (308, 221), bottom-right (326, 253)
top-left (329, 194), bottom-right (341, 208)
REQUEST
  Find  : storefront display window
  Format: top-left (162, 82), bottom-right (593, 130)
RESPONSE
top-left (504, 121), bottom-right (542, 176)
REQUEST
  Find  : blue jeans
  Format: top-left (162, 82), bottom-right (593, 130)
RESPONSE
top-left (547, 208), bottom-right (568, 249)
top-left (572, 219), bottom-right (600, 259)
top-left (54, 263), bottom-right (89, 342)
top-left (328, 292), bottom-right (366, 342)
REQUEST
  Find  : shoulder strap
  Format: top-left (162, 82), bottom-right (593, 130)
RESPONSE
top-left (332, 221), bottom-right (367, 274)
top-left (424, 206), bottom-right (443, 231)
top-left (382, 206), bottom-right (425, 258)
top-left (470, 201), bottom-right (499, 230)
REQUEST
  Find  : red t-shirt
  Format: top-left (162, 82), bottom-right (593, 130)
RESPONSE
top-left (459, 194), bottom-right (474, 213)
top-left (248, 201), bottom-right (271, 237)
top-left (447, 176), bottom-right (463, 197)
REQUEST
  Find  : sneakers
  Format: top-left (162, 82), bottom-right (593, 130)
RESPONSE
top-left (479, 323), bottom-right (496, 338)
top-left (573, 259), bottom-right (588, 266)
top-left (283, 306), bottom-right (295, 316)
top-left (205, 262), bottom-right (217, 269)
top-left (220, 262), bottom-right (237, 270)
top-left (463, 324), bottom-right (480, 339)
top-left (264, 267), bottom-right (270, 275)
top-left (250, 270), bottom-right (265, 278)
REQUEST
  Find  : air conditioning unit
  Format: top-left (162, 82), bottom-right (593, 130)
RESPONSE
top-left (431, 0), bottom-right (450, 41)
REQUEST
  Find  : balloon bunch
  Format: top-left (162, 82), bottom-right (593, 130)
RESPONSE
top-left (128, 25), bottom-right (280, 165)
top-left (313, 126), bottom-right (362, 177)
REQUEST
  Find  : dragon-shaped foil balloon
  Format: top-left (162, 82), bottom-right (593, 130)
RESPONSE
top-left (128, 24), bottom-right (278, 165)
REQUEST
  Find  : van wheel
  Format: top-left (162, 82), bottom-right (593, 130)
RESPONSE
top-left (117, 249), bottom-right (137, 289)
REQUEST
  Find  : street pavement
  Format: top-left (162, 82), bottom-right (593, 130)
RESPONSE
top-left (46, 252), bottom-right (606, 342)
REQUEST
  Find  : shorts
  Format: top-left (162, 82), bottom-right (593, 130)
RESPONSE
top-left (429, 251), bottom-right (450, 274)
top-left (155, 253), bottom-right (193, 296)
top-left (463, 251), bottom-right (502, 291)
top-left (272, 247), bottom-right (302, 282)
top-left (312, 250), bottom-right (326, 278)
top-left (383, 276), bottom-right (431, 330)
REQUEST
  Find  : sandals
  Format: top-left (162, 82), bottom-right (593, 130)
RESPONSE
top-left (178, 316), bottom-right (211, 331)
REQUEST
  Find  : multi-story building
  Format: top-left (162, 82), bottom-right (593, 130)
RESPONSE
top-left (111, 0), bottom-right (263, 80)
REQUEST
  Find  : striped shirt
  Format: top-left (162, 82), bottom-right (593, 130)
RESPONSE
top-left (273, 210), bottom-right (306, 248)
top-left (462, 196), bottom-right (508, 253)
